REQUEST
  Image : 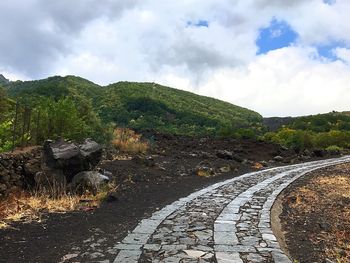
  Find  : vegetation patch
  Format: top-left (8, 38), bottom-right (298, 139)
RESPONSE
top-left (264, 112), bottom-right (350, 151)
top-left (0, 183), bottom-right (116, 229)
top-left (112, 128), bottom-right (149, 154)
top-left (264, 127), bottom-right (350, 151)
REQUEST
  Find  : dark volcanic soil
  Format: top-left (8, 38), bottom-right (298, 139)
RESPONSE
top-left (278, 163), bottom-right (350, 263)
top-left (0, 133), bottom-right (332, 263)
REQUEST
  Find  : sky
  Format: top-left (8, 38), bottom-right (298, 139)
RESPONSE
top-left (0, 0), bottom-right (350, 117)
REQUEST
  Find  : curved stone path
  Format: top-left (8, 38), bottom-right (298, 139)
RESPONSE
top-left (112, 156), bottom-right (350, 263)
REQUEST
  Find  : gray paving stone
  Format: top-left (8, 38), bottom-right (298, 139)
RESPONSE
top-left (121, 233), bottom-right (150, 244)
top-left (143, 244), bottom-right (161, 251)
top-left (214, 245), bottom-right (256, 253)
top-left (214, 222), bottom-right (236, 232)
top-left (216, 252), bottom-right (243, 263)
top-left (114, 243), bottom-right (141, 250)
top-left (113, 249), bottom-right (141, 263)
top-left (214, 231), bottom-right (239, 245)
top-left (241, 236), bottom-right (260, 246)
top-left (246, 253), bottom-right (266, 262)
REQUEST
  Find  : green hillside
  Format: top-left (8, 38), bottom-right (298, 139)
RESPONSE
top-left (2, 75), bottom-right (263, 137)
top-left (263, 112), bottom-right (350, 150)
top-left (3, 76), bottom-right (103, 105)
top-left (100, 82), bottom-right (263, 136)
top-left (264, 112), bottom-right (350, 132)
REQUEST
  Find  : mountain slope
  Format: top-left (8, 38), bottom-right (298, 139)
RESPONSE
top-left (0, 74), bottom-right (9, 85)
top-left (4, 75), bottom-right (263, 136)
top-left (4, 76), bottom-right (103, 105)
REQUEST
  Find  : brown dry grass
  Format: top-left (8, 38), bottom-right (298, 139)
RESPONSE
top-left (0, 184), bottom-right (117, 229)
top-left (112, 128), bottom-right (149, 154)
top-left (290, 168), bottom-right (350, 262)
top-left (252, 162), bottom-right (264, 170)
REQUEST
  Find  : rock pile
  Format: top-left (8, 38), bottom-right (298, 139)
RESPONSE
top-left (40, 138), bottom-right (108, 193)
top-left (43, 138), bottom-right (103, 182)
top-left (0, 147), bottom-right (42, 198)
top-left (0, 138), bottom-right (109, 198)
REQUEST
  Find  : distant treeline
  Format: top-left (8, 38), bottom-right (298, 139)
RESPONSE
top-left (263, 112), bottom-right (350, 151)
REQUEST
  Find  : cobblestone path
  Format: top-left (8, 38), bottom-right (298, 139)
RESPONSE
top-left (113, 156), bottom-right (350, 263)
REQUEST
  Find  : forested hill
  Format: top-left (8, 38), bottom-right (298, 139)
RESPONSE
top-left (1, 75), bottom-right (263, 137)
top-left (264, 112), bottom-right (350, 132)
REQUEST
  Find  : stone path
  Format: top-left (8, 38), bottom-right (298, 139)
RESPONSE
top-left (112, 156), bottom-right (350, 263)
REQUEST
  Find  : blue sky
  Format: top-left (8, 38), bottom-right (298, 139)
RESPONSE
top-left (256, 19), bottom-right (347, 62)
top-left (316, 41), bottom-right (349, 61)
top-left (257, 19), bottom-right (298, 55)
top-left (187, 20), bottom-right (209, 28)
top-left (323, 0), bottom-right (336, 5)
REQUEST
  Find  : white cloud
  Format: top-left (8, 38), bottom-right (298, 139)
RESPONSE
top-left (335, 48), bottom-right (350, 64)
top-left (0, 0), bottom-right (349, 116)
top-left (282, 0), bottom-right (350, 45)
top-left (165, 47), bottom-right (350, 117)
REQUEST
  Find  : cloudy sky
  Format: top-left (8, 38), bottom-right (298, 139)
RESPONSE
top-left (1, 0), bottom-right (349, 117)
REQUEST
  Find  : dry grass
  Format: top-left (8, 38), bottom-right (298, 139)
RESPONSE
top-left (290, 175), bottom-right (350, 209)
top-left (0, 183), bottom-right (117, 229)
top-left (197, 169), bottom-right (213, 177)
top-left (112, 128), bottom-right (149, 154)
top-left (289, 169), bottom-right (350, 262)
top-left (252, 162), bottom-right (264, 170)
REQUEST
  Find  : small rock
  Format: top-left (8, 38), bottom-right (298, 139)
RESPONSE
top-left (219, 166), bottom-right (231, 173)
top-left (88, 252), bottom-right (105, 259)
top-left (216, 150), bottom-right (234, 160)
top-left (259, 241), bottom-right (267, 247)
top-left (133, 155), bottom-right (155, 167)
top-left (274, 155), bottom-right (284, 162)
top-left (260, 160), bottom-right (268, 167)
top-left (318, 222), bottom-right (331, 231)
top-left (106, 192), bottom-right (119, 203)
top-left (60, 253), bottom-right (79, 261)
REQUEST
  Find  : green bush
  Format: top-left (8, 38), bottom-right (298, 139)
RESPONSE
top-left (263, 128), bottom-right (350, 151)
top-left (325, 145), bottom-right (343, 152)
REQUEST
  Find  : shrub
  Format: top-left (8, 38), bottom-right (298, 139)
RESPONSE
top-left (263, 128), bottom-right (350, 150)
top-left (325, 145), bottom-right (343, 152)
top-left (112, 128), bottom-right (149, 154)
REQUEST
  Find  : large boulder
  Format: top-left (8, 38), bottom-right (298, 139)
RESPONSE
top-left (71, 171), bottom-right (109, 195)
top-left (43, 139), bottom-right (102, 182)
top-left (79, 139), bottom-right (103, 167)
